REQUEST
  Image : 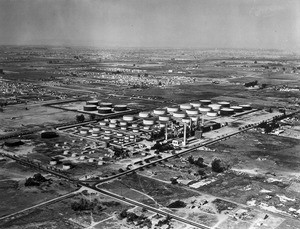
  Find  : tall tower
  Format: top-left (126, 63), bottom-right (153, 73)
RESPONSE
top-left (165, 122), bottom-right (168, 141)
top-left (183, 122), bottom-right (187, 147)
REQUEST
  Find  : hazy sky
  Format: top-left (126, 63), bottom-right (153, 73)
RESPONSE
top-left (0, 0), bottom-right (299, 50)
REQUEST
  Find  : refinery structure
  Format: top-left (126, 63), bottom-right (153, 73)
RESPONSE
top-left (64, 99), bottom-right (254, 148)
top-left (53, 97), bottom-right (286, 171)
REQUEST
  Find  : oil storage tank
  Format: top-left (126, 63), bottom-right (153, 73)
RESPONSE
top-left (200, 100), bottom-right (211, 106)
top-left (231, 106), bottom-right (243, 113)
top-left (158, 115), bottom-right (170, 122)
top-left (98, 107), bottom-right (112, 114)
top-left (218, 101), bottom-right (230, 108)
top-left (143, 118), bottom-right (155, 126)
top-left (199, 107), bottom-right (212, 114)
top-left (114, 104), bottom-right (127, 112)
top-left (86, 100), bottom-right (99, 106)
top-left (173, 111), bottom-right (187, 118)
top-left (99, 102), bottom-right (113, 107)
top-left (190, 102), bottom-right (201, 108)
top-left (139, 112), bottom-right (150, 118)
top-left (220, 108), bottom-right (234, 116)
top-left (153, 109), bottom-right (166, 115)
top-left (240, 104), bottom-right (252, 110)
top-left (208, 104), bottom-right (222, 111)
top-left (207, 111), bottom-right (218, 117)
top-left (83, 105), bottom-right (97, 111)
top-left (180, 104), bottom-right (192, 110)
top-left (186, 109), bottom-right (199, 116)
top-left (123, 115), bottom-right (135, 122)
top-left (166, 106), bottom-right (179, 113)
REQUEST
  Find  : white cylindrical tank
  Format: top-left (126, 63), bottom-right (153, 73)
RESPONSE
top-left (132, 128), bottom-right (139, 133)
top-left (143, 125), bottom-right (151, 130)
top-left (99, 102), bottom-right (113, 107)
top-left (132, 123), bottom-right (139, 128)
top-left (83, 105), bottom-right (97, 111)
top-left (231, 106), bottom-right (243, 113)
top-left (103, 135), bottom-right (111, 140)
top-left (123, 115), bottom-right (134, 122)
top-left (186, 109), bottom-right (199, 116)
top-left (86, 100), bottom-right (99, 106)
top-left (139, 112), bottom-right (150, 118)
top-left (218, 101), bottom-right (230, 108)
top-left (153, 109), bottom-right (166, 115)
top-left (220, 108), bottom-right (234, 116)
top-left (180, 104), bottom-right (192, 110)
top-left (92, 127), bottom-right (101, 133)
top-left (208, 104), bottom-right (222, 111)
top-left (99, 121), bottom-right (107, 126)
top-left (167, 107), bottom-right (179, 113)
top-left (98, 107), bottom-right (112, 114)
top-left (240, 104), bottom-right (252, 110)
top-left (114, 104), bottom-right (128, 111)
top-left (110, 119), bottom-right (118, 124)
top-left (173, 111), bottom-right (186, 118)
top-left (207, 111), bottom-right (218, 117)
top-left (199, 107), bottom-right (212, 113)
top-left (200, 100), bottom-right (211, 106)
top-left (158, 115), bottom-right (170, 122)
top-left (143, 118), bottom-right (155, 126)
top-left (80, 130), bottom-right (88, 135)
top-left (104, 130), bottom-right (112, 134)
top-left (119, 121), bottom-right (128, 126)
top-left (190, 102), bottom-right (201, 108)
top-left (109, 123), bottom-right (116, 128)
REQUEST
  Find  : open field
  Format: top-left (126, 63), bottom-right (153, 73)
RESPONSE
top-left (0, 159), bottom-right (77, 218)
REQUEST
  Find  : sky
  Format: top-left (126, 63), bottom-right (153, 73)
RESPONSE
top-left (0, 0), bottom-right (299, 50)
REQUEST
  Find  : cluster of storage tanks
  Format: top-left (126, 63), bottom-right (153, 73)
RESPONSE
top-left (77, 123), bottom-right (140, 145)
top-left (83, 100), bottom-right (128, 114)
top-left (78, 99), bottom-right (252, 144)
top-left (137, 100), bottom-right (252, 127)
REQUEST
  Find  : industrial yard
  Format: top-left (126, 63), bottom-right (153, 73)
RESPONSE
top-left (1, 45), bottom-right (300, 229)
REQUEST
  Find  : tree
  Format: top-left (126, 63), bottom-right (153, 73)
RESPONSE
top-left (198, 169), bottom-right (206, 177)
top-left (76, 114), bottom-right (85, 122)
top-left (194, 157), bottom-right (205, 167)
top-left (211, 158), bottom-right (227, 173)
top-left (187, 155), bottom-right (194, 164)
top-left (167, 200), bottom-right (186, 208)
